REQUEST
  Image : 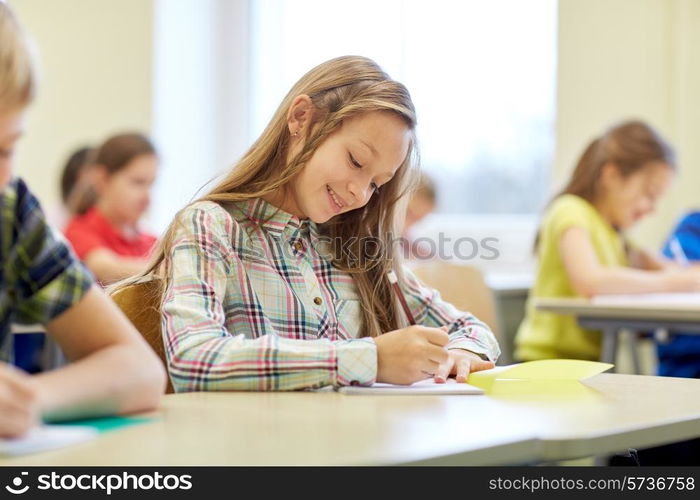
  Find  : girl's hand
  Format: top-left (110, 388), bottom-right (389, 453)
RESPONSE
top-left (374, 325), bottom-right (449, 385)
top-left (434, 349), bottom-right (495, 383)
top-left (0, 363), bottom-right (40, 438)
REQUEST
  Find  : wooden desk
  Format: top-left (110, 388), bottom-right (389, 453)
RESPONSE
top-left (534, 297), bottom-right (700, 372)
top-left (3, 374), bottom-right (700, 466)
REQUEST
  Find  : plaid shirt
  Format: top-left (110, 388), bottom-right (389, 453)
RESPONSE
top-left (0, 178), bottom-right (93, 362)
top-left (162, 198), bottom-right (500, 392)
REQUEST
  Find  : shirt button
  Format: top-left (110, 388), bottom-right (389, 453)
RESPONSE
top-left (314, 297), bottom-right (323, 305)
top-left (293, 241), bottom-right (303, 251)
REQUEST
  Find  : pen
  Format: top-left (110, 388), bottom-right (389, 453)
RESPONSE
top-left (669, 237), bottom-right (689, 267)
top-left (387, 270), bottom-right (416, 325)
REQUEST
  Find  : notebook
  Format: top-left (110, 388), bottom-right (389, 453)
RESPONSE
top-left (337, 377), bottom-right (484, 395)
top-left (0, 425), bottom-right (98, 457)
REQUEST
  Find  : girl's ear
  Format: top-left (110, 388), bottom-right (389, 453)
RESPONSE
top-left (600, 161), bottom-right (623, 190)
top-left (286, 94), bottom-right (315, 137)
top-left (92, 164), bottom-right (109, 194)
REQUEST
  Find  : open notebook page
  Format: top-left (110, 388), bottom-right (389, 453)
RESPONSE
top-left (0, 425), bottom-right (98, 456)
top-left (337, 377), bottom-right (484, 395)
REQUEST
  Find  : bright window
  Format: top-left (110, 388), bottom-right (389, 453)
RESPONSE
top-left (250, 0), bottom-right (557, 215)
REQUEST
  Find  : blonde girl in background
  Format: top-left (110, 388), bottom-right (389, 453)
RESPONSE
top-left (515, 120), bottom-right (700, 362)
top-left (122, 56), bottom-right (500, 392)
top-left (64, 133), bottom-right (158, 285)
top-left (0, 2), bottom-right (164, 437)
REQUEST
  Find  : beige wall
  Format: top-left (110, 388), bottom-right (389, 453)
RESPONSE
top-left (10, 0), bottom-right (153, 213)
top-left (556, 0), bottom-right (700, 248)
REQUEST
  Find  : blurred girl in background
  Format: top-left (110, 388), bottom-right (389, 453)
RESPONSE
top-left (515, 120), bottom-right (700, 362)
top-left (64, 133), bottom-right (158, 284)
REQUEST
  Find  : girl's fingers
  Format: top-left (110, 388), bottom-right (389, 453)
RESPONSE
top-left (0, 400), bottom-right (34, 438)
top-left (434, 358), bottom-right (453, 383)
top-left (0, 364), bottom-right (35, 401)
top-left (454, 357), bottom-right (472, 382)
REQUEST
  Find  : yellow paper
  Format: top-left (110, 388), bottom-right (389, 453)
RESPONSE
top-left (467, 359), bottom-right (613, 395)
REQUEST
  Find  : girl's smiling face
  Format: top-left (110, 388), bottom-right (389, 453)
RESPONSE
top-left (268, 102), bottom-right (411, 223)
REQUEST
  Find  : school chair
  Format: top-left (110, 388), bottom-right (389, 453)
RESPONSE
top-left (411, 261), bottom-right (504, 349)
top-left (110, 278), bottom-right (174, 394)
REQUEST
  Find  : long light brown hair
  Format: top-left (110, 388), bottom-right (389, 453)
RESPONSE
top-left (117, 56), bottom-right (419, 337)
top-left (558, 120), bottom-right (675, 204)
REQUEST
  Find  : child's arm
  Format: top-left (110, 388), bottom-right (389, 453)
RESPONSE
top-left (83, 248), bottom-right (150, 284)
top-left (560, 226), bottom-right (700, 296)
top-left (628, 246), bottom-right (673, 271)
top-left (162, 203), bottom-right (379, 391)
top-left (0, 288), bottom-right (164, 437)
top-left (33, 285), bottom-right (166, 421)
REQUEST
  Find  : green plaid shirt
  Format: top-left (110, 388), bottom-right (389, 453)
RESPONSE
top-left (1, 178), bottom-right (93, 362)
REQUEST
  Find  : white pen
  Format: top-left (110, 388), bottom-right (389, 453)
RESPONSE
top-left (669, 237), bottom-right (689, 267)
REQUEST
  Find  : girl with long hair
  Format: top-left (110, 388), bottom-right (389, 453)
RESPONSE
top-left (122, 56), bottom-right (500, 391)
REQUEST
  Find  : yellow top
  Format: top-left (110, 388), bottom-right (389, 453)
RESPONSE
top-left (515, 194), bottom-right (628, 361)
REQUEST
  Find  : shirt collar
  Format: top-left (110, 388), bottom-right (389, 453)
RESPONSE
top-left (236, 197), bottom-right (318, 239)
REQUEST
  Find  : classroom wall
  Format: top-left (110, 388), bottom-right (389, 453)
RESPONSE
top-left (7, 0), bottom-right (700, 249)
top-left (555, 0), bottom-right (700, 249)
top-left (9, 0), bottom-right (153, 214)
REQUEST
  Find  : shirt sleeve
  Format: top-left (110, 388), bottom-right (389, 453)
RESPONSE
top-left (664, 212), bottom-right (700, 260)
top-left (547, 195), bottom-right (595, 242)
top-left (161, 203), bottom-right (377, 392)
top-left (9, 179), bottom-right (93, 325)
top-left (398, 266), bottom-right (501, 362)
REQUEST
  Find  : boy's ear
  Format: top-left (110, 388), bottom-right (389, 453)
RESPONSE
top-left (286, 95), bottom-right (315, 137)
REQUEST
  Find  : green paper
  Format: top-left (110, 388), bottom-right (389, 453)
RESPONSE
top-left (60, 416), bottom-right (156, 433)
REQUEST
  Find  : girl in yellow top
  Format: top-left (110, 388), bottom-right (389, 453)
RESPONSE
top-left (515, 120), bottom-right (700, 361)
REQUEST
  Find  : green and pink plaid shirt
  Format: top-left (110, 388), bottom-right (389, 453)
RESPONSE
top-left (162, 198), bottom-right (500, 392)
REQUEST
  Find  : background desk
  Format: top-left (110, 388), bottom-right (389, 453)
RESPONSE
top-left (535, 298), bottom-right (700, 372)
top-left (3, 374), bottom-right (700, 466)
top-left (486, 271), bottom-right (532, 364)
